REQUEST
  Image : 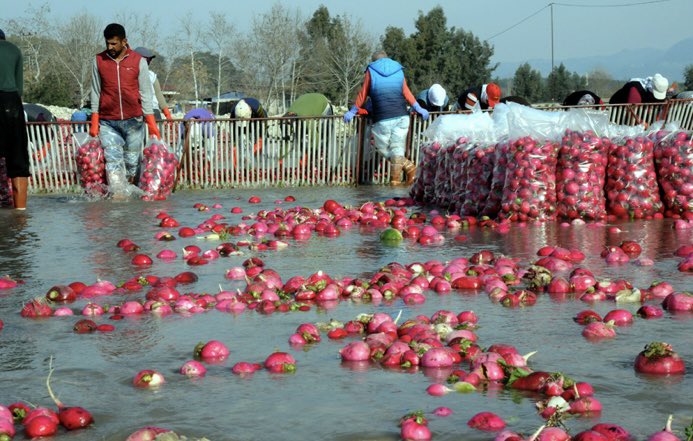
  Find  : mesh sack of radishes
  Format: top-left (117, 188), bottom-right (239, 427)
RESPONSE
top-left (605, 134), bottom-right (663, 219)
top-left (498, 137), bottom-right (559, 221)
top-left (459, 142), bottom-right (496, 217)
top-left (556, 130), bottom-right (609, 220)
top-left (138, 138), bottom-right (179, 201)
top-left (75, 136), bottom-right (107, 196)
top-left (653, 130), bottom-right (693, 216)
top-left (480, 140), bottom-right (510, 218)
top-left (432, 143), bottom-right (457, 208)
top-left (448, 139), bottom-right (473, 213)
top-left (0, 157), bottom-right (13, 207)
top-left (410, 141), bottom-right (441, 203)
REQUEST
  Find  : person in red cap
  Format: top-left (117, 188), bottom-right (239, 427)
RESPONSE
top-left (90, 23), bottom-right (160, 193)
top-left (456, 83), bottom-right (502, 112)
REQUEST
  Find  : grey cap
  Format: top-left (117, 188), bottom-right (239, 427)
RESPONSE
top-left (134, 47), bottom-right (155, 58)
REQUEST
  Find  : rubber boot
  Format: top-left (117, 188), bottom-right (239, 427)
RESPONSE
top-left (390, 156), bottom-right (404, 186)
top-left (11, 177), bottom-right (28, 210)
top-left (402, 158), bottom-right (417, 186)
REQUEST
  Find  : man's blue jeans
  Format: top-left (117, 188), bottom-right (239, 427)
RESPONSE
top-left (99, 117), bottom-right (145, 179)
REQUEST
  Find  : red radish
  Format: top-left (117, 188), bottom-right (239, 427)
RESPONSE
top-left (231, 362), bottom-right (263, 376)
top-left (0, 416), bottom-right (15, 439)
top-left (96, 324), bottom-right (115, 332)
top-left (646, 415), bottom-right (681, 441)
top-left (634, 342), bottom-right (686, 375)
top-left (179, 360), bottom-right (207, 378)
top-left (602, 309), bottom-right (634, 326)
top-left (619, 240), bottom-right (642, 258)
top-left (193, 340), bottom-right (230, 361)
top-left (569, 396), bottom-right (602, 415)
top-left (131, 254), bottom-right (153, 266)
top-left (133, 369), bottom-right (166, 388)
top-left (401, 419), bottom-right (431, 441)
top-left (45, 358), bottom-right (94, 431)
top-left (8, 402), bottom-right (29, 423)
top-left (649, 281), bottom-right (674, 298)
top-left (340, 341), bottom-right (370, 361)
top-left (138, 139), bottom-right (178, 199)
top-left (264, 352), bottom-right (296, 373)
top-left (125, 426), bottom-right (173, 441)
top-left (574, 310), bottom-right (602, 325)
top-left (45, 285), bottom-right (76, 303)
top-left (23, 414), bottom-right (58, 438)
top-left (637, 305), bottom-right (664, 319)
top-left (582, 321), bottom-right (616, 340)
top-left (20, 298), bottom-right (52, 318)
top-left (248, 196), bottom-right (261, 203)
top-left (432, 407), bottom-right (453, 417)
top-left (73, 319), bottom-right (97, 334)
top-left (573, 431), bottom-right (609, 441)
top-left (590, 423), bottom-right (631, 441)
top-left (426, 383), bottom-right (452, 396)
top-left (467, 411), bottom-right (506, 431)
top-left (662, 292), bottom-right (693, 312)
top-left (536, 427), bottom-right (572, 441)
top-left (174, 271), bottom-right (198, 284)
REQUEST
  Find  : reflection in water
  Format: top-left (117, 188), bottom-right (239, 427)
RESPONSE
top-left (0, 210), bottom-right (35, 279)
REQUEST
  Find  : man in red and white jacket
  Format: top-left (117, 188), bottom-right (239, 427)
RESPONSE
top-left (90, 23), bottom-right (160, 189)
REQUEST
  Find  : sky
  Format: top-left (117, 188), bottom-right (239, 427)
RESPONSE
top-left (3, 0), bottom-right (692, 65)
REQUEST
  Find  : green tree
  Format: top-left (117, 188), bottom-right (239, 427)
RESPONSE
top-left (512, 63), bottom-right (543, 102)
top-left (381, 7), bottom-right (495, 99)
top-left (684, 65), bottom-right (693, 90)
top-left (546, 63), bottom-right (573, 102)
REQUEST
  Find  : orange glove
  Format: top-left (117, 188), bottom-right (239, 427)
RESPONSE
top-left (162, 108), bottom-right (173, 120)
top-left (89, 113), bottom-right (100, 137)
top-left (145, 114), bottom-right (161, 139)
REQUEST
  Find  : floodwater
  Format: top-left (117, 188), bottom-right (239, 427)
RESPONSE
top-left (0, 187), bottom-right (691, 441)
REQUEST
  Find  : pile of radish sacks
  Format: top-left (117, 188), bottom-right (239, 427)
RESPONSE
top-left (75, 137), bottom-right (178, 200)
top-left (411, 103), bottom-right (693, 221)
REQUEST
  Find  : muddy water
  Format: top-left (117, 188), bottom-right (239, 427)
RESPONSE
top-left (0, 187), bottom-right (691, 441)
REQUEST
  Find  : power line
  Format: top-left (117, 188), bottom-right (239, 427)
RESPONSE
top-left (487, 5), bottom-right (550, 40)
top-left (486, 0), bottom-right (673, 40)
top-left (554, 0), bottom-right (671, 7)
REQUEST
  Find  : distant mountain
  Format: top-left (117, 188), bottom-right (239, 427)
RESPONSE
top-left (494, 37), bottom-right (693, 82)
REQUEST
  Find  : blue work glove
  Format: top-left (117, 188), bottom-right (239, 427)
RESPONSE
top-left (412, 103), bottom-right (429, 121)
top-left (343, 106), bottom-right (358, 123)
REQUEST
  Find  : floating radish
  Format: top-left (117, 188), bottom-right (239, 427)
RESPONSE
top-left (133, 369), bottom-right (166, 388)
top-left (45, 358), bottom-right (94, 430)
top-left (193, 340), bottom-right (230, 362)
top-left (259, 351), bottom-right (295, 374)
top-left (634, 342), bottom-right (686, 375)
top-left (467, 411), bottom-right (506, 431)
top-left (179, 360), bottom-right (207, 378)
top-left (590, 423), bottom-right (632, 441)
top-left (125, 426), bottom-right (173, 441)
top-left (582, 321), bottom-right (616, 340)
top-left (646, 415), bottom-right (682, 441)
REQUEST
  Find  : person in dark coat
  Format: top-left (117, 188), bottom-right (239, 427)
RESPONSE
top-left (609, 74), bottom-right (668, 104)
top-left (563, 90), bottom-right (603, 107)
top-left (232, 97), bottom-right (267, 119)
top-left (0, 28), bottom-right (29, 209)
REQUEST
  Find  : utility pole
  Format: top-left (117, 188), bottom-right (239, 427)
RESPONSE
top-left (550, 2), bottom-right (555, 73)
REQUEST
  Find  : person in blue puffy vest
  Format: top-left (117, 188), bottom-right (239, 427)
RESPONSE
top-left (344, 51), bottom-right (428, 186)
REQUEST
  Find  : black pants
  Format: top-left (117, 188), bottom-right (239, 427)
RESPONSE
top-left (0, 91), bottom-right (30, 178)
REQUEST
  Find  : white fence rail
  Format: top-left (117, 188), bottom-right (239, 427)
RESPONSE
top-left (23, 100), bottom-right (693, 193)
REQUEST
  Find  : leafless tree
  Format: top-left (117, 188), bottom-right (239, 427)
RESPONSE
top-left (321, 15), bottom-right (374, 108)
top-left (2, 3), bottom-right (52, 84)
top-left (114, 12), bottom-right (161, 51)
top-left (178, 14), bottom-right (202, 104)
top-left (204, 12), bottom-right (235, 114)
top-left (54, 13), bottom-right (103, 107)
top-left (236, 4), bottom-right (303, 114)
